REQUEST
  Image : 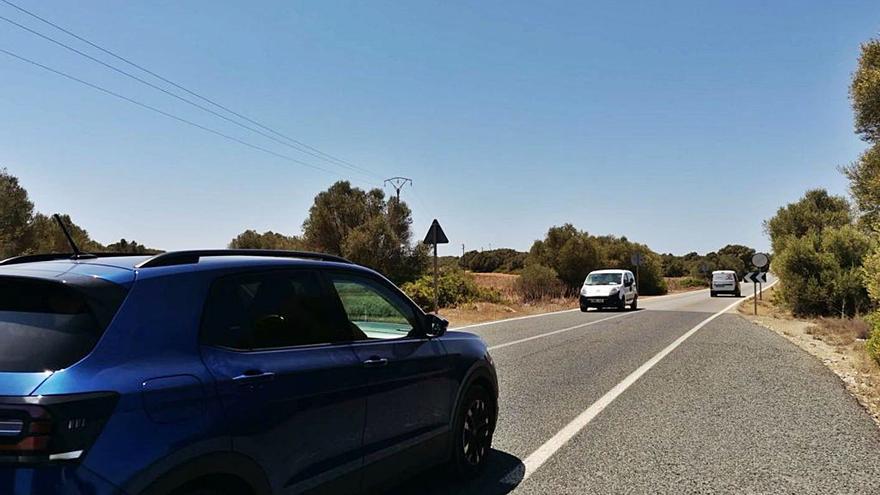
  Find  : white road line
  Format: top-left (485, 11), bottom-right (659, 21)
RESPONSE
top-left (453, 308), bottom-right (580, 330)
top-left (513, 280), bottom-right (778, 483)
top-left (487, 312), bottom-right (634, 351)
top-left (453, 288), bottom-right (711, 331)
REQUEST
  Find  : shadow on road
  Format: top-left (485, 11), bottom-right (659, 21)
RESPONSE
top-left (588, 308), bottom-right (643, 313)
top-left (383, 449), bottom-right (524, 495)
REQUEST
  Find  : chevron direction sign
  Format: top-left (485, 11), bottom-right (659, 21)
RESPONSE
top-left (744, 271), bottom-right (767, 284)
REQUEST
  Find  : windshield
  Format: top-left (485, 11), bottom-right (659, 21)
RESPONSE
top-left (713, 272), bottom-right (735, 281)
top-left (585, 273), bottom-right (622, 285)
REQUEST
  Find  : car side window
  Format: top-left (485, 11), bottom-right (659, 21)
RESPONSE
top-left (201, 270), bottom-right (356, 350)
top-left (327, 272), bottom-right (418, 340)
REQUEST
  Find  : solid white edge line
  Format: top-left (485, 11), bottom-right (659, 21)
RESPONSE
top-left (487, 312), bottom-right (634, 351)
top-left (513, 280), bottom-right (778, 483)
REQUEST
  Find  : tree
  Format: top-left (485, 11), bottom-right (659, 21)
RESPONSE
top-left (766, 188), bottom-right (872, 317)
top-left (24, 213), bottom-right (104, 254)
top-left (764, 189), bottom-right (852, 253)
top-left (527, 224), bottom-right (601, 291)
top-left (303, 182), bottom-right (384, 255)
top-left (842, 145), bottom-right (880, 227)
top-left (526, 224), bottom-right (667, 295)
top-left (717, 244), bottom-right (756, 274)
top-left (595, 236), bottom-right (660, 293)
top-left (229, 230), bottom-right (305, 250)
top-left (459, 248), bottom-right (526, 273)
top-left (302, 181), bottom-right (427, 284)
top-left (851, 38), bottom-right (880, 142)
top-left (0, 168), bottom-right (34, 259)
top-left (104, 238), bottom-right (160, 254)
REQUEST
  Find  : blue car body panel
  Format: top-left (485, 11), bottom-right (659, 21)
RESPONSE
top-left (0, 255), bottom-right (497, 495)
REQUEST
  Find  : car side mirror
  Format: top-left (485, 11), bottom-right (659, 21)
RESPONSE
top-left (425, 314), bottom-right (449, 337)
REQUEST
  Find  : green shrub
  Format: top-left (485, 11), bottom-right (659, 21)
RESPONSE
top-left (460, 249), bottom-right (527, 273)
top-left (665, 276), bottom-right (708, 291)
top-left (401, 269), bottom-right (502, 311)
top-left (515, 264), bottom-right (564, 301)
top-left (679, 277), bottom-right (708, 288)
top-left (867, 312), bottom-right (880, 365)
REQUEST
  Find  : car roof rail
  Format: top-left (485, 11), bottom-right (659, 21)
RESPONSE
top-left (135, 249), bottom-right (352, 268)
top-left (0, 252), bottom-right (146, 266)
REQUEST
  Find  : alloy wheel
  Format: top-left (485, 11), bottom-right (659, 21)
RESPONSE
top-left (462, 398), bottom-right (491, 466)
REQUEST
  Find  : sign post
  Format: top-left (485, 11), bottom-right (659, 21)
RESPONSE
top-left (750, 253), bottom-right (770, 302)
top-left (699, 262), bottom-right (710, 284)
top-left (630, 252), bottom-right (643, 291)
top-left (744, 271), bottom-right (768, 315)
top-left (423, 219), bottom-right (449, 313)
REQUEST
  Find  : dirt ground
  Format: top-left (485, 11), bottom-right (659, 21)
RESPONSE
top-left (740, 286), bottom-right (880, 427)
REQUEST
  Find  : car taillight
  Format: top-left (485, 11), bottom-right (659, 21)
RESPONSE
top-left (0, 392), bottom-right (118, 464)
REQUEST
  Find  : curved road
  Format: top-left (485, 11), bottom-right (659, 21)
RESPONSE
top-left (390, 277), bottom-right (880, 494)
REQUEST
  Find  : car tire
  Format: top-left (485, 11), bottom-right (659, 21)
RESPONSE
top-left (580, 304), bottom-right (589, 312)
top-left (451, 385), bottom-right (494, 478)
top-left (710, 291), bottom-right (716, 297)
top-left (630, 296), bottom-right (638, 311)
top-left (617, 296), bottom-right (626, 311)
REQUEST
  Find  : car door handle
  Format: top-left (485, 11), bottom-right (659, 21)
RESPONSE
top-left (362, 357), bottom-right (389, 368)
top-left (233, 370), bottom-right (275, 384)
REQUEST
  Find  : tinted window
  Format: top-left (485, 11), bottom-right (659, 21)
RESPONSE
top-left (0, 276), bottom-right (128, 372)
top-left (328, 273), bottom-right (417, 340)
top-left (201, 270), bottom-right (359, 350)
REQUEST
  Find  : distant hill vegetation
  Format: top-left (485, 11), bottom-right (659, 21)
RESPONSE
top-left (0, 168), bottom-right (160, 258)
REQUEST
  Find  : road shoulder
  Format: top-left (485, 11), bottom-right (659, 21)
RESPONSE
top-left (737, 289), bottom-right (880, 427)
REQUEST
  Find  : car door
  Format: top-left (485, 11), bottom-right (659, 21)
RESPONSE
top-left (199, 269), bottom-right (368, 494)
top-left (322, 270), bottom-right (455, 491)
top-left (626, 273), bottom-right (635, 302)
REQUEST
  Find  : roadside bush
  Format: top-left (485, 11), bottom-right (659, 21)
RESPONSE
top-left (809, 317), bottom-right (870, 346)
top-left (515, 264), bottom-right (564, 301)
top-left (526, 224), bottom-right (667, 295)
top-left (666, 276), bottom-right (708, 292)
top-left (460, 249), bottom-right (527, 273)
top-left (868, 330), bottom-right (880, 365)
top-left (401, 269), bottom-right (502, 311)
top-left (679, 276), bottom-right (709, 288)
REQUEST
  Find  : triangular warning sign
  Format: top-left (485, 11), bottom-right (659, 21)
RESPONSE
top-left (423, 219), bottom-right (449, 245)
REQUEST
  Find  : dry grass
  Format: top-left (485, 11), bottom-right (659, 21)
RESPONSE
top-left (808, 317), bottom-right (871, 346)
top-left (740, 285), bottom-right (880, 426)
top-left (737, 285), bottom-right (789, 318)
top-left (441, 272), bottom-right (576, 326)
top-left (441, 298), bottom-right (577, 327)
top-left (469, 272), bottom-right (519, 296)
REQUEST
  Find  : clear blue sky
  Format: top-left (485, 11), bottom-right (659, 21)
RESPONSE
top-left (1, 0), bottom-right (878, 256)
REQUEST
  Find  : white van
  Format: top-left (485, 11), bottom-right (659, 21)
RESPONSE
top-left (579, 269), bottom-right (638, 311)
top-left (710, 270), bottom-right (741, 297)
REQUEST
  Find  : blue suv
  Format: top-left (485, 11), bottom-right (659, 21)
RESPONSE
top-left (0, 250), bottom-right (498, 494)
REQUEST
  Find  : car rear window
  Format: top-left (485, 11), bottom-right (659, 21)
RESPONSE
top-left (0, 276), bottom-right (129, 372)
top-left (713, 272), bottom-right (735, 281)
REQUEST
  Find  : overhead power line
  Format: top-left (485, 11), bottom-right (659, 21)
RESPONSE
top-left (0, 0), bottom-right (383, 180)
top-left (0, 46), bottom-right (378, 182)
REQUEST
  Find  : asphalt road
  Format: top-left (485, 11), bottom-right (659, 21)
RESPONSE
top-left (390, 277), bottom-right (880, 494)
